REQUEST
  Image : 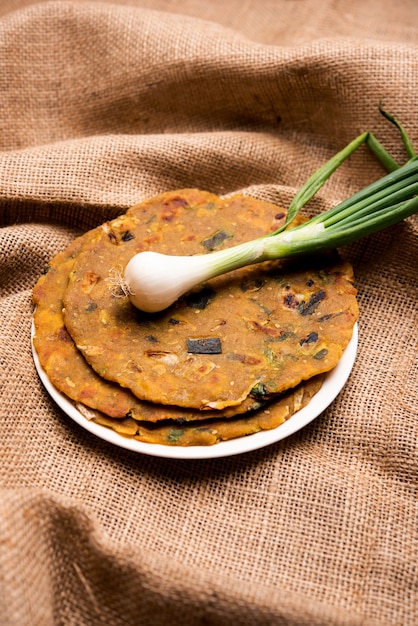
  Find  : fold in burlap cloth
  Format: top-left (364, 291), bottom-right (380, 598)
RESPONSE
top-left (1, 1), bottom-right (417, 624)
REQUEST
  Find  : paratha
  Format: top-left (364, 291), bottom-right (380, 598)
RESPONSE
top-left (62, 189), bottom-right (358, 410)
top-left (79, 375), bottom-right (324, 446)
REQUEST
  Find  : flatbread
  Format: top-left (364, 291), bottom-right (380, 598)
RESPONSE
top-left (83, 375), bottom-right (324, 446)
top-left (62, 189), bottom-right (358, 410)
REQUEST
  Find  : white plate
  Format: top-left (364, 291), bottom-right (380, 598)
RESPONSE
top-left (32, 323), bottom-right (358, 460)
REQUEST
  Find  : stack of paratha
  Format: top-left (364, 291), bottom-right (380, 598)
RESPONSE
top-left (32, 189), bottom-right (358, 446)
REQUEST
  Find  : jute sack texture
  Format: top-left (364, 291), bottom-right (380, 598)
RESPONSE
top-left (0, 1), bottom-right (417, 625)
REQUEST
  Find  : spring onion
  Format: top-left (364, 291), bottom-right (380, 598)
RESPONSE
top-left (123, 108), bottom-right (418, 313)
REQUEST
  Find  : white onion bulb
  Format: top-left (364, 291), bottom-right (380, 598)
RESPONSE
top-left (123, 251), bottom-right (217, 313)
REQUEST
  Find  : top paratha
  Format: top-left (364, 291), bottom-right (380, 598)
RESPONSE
top-left (63, 189), bottom-right (358, 410)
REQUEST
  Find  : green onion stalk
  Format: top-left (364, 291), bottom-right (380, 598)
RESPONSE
top-left (123, 108), bottom-right (418, 313)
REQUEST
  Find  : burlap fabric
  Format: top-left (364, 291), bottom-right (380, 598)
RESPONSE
top-left (1, 1), bottom-right (417, 624)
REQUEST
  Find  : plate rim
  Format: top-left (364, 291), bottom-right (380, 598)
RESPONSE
top-left (32, 322), bottom-right (358, 460)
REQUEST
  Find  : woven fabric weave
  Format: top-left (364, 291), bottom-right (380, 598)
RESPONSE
top-left (1, 2), bottom-right (417, 625)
